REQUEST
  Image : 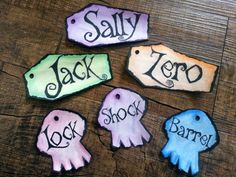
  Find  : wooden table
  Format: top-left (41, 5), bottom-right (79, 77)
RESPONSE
top-left (0, 0), bottom-right (235, 176)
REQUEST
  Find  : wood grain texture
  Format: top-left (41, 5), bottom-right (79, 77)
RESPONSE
top-left (0, 0), bottom-right (235, 177)
top-left (208, 18), bottom-right (236, 177)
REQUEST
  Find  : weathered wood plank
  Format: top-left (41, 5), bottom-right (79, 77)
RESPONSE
top-left (8, 0), bottom-right (236, 18)
top-left (149, 1), bottom-right (228, 65)
top-left (0, 1), bottom-right (61, 67)
top-left (180, 0), bottom-right (236, 18)
top-left (213, 18), bottom-right (236, 135)
top-left (0, 1), bottom-right (235, 177)
top-left (209, 18), bottom-right (236, 177)
top-left (9, 0), bottom-right (111, 12)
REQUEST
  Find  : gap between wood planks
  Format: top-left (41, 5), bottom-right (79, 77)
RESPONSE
top-left (212, 17), bottom-right (229, 116)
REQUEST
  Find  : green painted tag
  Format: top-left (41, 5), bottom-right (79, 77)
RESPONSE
top-left (24, 54), bottom-right (112, 100)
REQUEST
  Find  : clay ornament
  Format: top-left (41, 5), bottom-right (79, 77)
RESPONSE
top-left (161, 109), bottom-right (219, 175)
top-left (24, 54), bottom-right (112, 101)
top-left (127, 44), bottom-right (218, 92)
top-left (37, 109), bottom-right (91, 172)
top-left (66, 4), bottom-right (149, 47)
top-left (97, 88), bottom-right (151, 148)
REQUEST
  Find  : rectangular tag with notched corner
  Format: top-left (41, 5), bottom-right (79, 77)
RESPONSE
top-left (127, 44), bottom-right (218, 92)
top-left (24, 54), bottom-right (112, 101)
top-left (66, 4), bottom-right (149, 47)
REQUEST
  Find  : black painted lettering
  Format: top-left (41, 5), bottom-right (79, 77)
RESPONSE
top-left (123, 13), bottom-right (141, 41)
top-left (61, 67), bottom-right (75, 84)
top-left (117, 108), bottom-right (127, 120)
top-left (63, 126), bottom-right (72, 140)
top-left (169, 117), bottom-right (180, 133)
top-left (83, 56), bottom-right (105, 80)
top-left (161, 60), bottom-right (173, 78)
top-left (118, 12), bottom-right (127, 36)
top-left (206, 135), bottom-right (213, 148)
top-left (171, 63), bottom-right (187, 81)
top-left (133, 100), bottom-right (143, 115)
top-left (68, 121), bottom-right (81, 138)
top-left (185, 128), bottom-right (195, 140)
top-left (50, 131), bottom-right (62, 146)
top-left (101, 108), bottom-right (112, 125)
top-left (84, 10), bottom-right (100, 42)
top-left (192, 131), bottom-right (202, 142)
top-left (112, 13), bottom-right (121, 37)
top-left (144, 48), bottom-right (173, 88)
top-left (177, 125), bottom-right (185, 137)
top-left (45, 56), bottom-right (63, 99)
top-left (168, 118), bottom-right (214, 148)
top-left (200, 135), bottom-right (209, 146)
top-left (127, 104), bottom-right (136, 116)
top-left (186, 65), bottom-right (203, 83)
top-left (42, 126), bottom-right (69, 150)
top-left (107, 108), bottom-right (120, 124)
top-left (101, 20), bottom-right (115, 38)
top-left (73, 60), bottom-right (86, 80)
top-left (101, 100), bottom-right (144, 125)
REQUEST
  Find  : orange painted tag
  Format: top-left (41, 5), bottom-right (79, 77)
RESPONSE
top-left (127, 44), bottom-right (218, 92)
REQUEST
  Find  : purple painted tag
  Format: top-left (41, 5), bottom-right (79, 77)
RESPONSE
top-left (37, 109), bottom-right (91, 171)
top-left (97, 88), bottom-right (152, 148)
top-left (66, 4), bottom-right (149, 47)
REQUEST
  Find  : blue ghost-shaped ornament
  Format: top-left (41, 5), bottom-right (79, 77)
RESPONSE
top-left (161, 109), bottom-right (219, 176)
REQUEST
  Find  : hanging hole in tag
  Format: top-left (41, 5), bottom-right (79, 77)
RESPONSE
top-left (71, 19), bottom-right (76, 24)
top-left (54, 116), bottom-right (59, 121)
top-left (115, 94), bottom-right (120, 99)
top-left (29, 73), bottom-right (34, 79)
top-left (195, 115), bottom-right (200, 121)
top-left (135, 50), bottom-right (139, 55)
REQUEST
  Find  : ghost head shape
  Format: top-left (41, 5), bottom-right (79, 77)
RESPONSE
top-left (161, 109), bottom-right (219, 175)
top-left (37, 109), bottom-right (91, 171)
top-left (97, 88), bottom-right (151, 148)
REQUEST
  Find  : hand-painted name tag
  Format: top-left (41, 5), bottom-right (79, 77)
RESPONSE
top-left (98, 88), bottom-right (151, 148)
top-left (161, 109), bottom-right (219, 175)
top-left (66, 4), bottom-right (149, 47)
top-left (127, 45), bottom-right (218, 92)
top-left (24, 54), bottom-right (112, 100)
top-left (37, 109), bottom-right (91, 171)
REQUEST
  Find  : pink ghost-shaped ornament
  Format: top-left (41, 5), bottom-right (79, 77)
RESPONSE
top-left (37, 109), bottom-right (91, 172)
top-left (98, 88), bottom-right (152, 148)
